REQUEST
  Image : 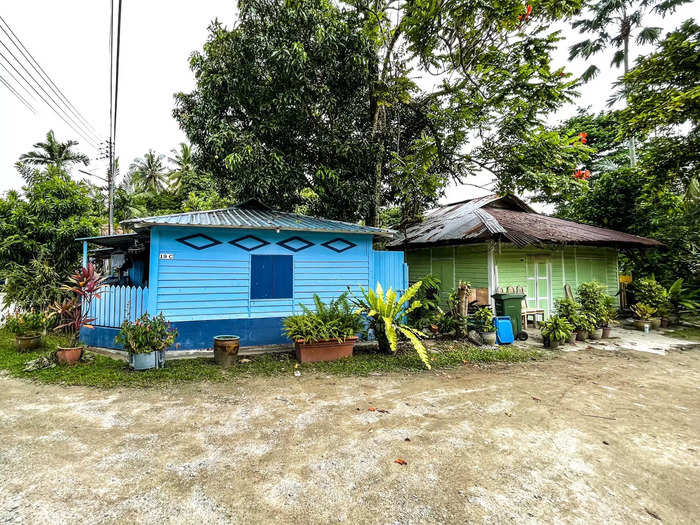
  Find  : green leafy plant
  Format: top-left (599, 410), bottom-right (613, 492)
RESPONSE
top-left (115, 313), bottom-right (178, 355)
top-left (570, 312), bottom-right (595, 333)
top-left (351, 282), bottom-right (430, 369)
top-left (633, 277), bottom-right (669, 309)
top-left (600, 295), bottom-right (619, 327)
top-left (631, 303), bottom-right (656, 321)
top-left (472, 306), bottom-right (495, 333)
top-left (577, 281), bottom-right (609, 327)
top-left (667, 278), bottom-right (698, 314)
top-left (406, 274), bottom-right (441, 330)
top-left (48, 264), bottom-right (105, 346)
top-left (283, 293), bottom-right (364, 344)
top-left (3, 311), bottom-right (45, 337)
top-left (554, 297), bottom-right (581, 323)
top-left (540, 315), bottom-right (573, 343)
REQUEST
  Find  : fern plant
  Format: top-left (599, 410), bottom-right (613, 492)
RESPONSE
top-left (283, 293), bottom-right (364, 344)
top-left (351, 282), bottom-right (431, 369)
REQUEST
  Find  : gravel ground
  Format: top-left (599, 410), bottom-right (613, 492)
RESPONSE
top-left (1, 345), bottom-right (699, 524)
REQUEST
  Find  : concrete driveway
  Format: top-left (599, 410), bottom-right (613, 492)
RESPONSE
top-left (1, 346), bottom-right (698, 524)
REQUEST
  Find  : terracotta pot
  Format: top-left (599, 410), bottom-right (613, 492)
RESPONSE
top-left (660, 318), bottom-right (669, 329)
top-left (481, 331), bottom-right (497, 346)
top-left (649, 317), bottom-right (661, 330)
top-left (429, 325), bottom-right (439, 334)
top-left (295, 337), bottom-right (357, 363)
top-left (56, 346), bottom-right (82, 365)
top-left (16, 333), bottom-right (41, 352)
top-left (568, 333), bottom-right (577, 344)
top-left (214, 335), bottom-right (240, 368)
top-left (576, 331), bottom-right (588, 341)
top-left (589, 328), bottom-right (603, 340)
top-left (601, 327), bottom-right (612, 338)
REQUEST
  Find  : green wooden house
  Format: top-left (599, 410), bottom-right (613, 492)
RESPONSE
top-left (387, 195), bottom-right (660, 317)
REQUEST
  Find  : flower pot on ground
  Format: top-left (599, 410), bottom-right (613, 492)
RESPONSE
top-left (571, 312), bottom-right (594, 342)
top-left (660, 318), bottom-right (669, 328)
top-left (481, 331), bottom-right (497, 346)
top-left (568, 332), bottom-right (577, 344)
top-left (540, 315), bottom-right (573, 349)
top-left (115, 313), bottom-right (178, 371)
top-left (649, 317), bottom-right (662, 330)
top-left (472, 306), bottom-right (497, 345)
top-left (576, 330), bottom-right (589, 341)
top-left (589, 328), bottom-right (603, 340)
top-left (49, 264), bottom-right (106, 366)
top-left (601, 327), bottom-right (612, 338)
top-left (3, 311), bottom-right (45, 352)
top-left (214, 335), bottom-right (240, 368)
top-left (283, 294), bottom-right (364, 364)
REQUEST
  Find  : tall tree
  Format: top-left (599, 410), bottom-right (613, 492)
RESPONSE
top-left (168, 143), bottom-right (196, 192)
top-left (568, 0), bottom-right (690, 165)
top-left (128, 150), bottom-right (169, 193)
top-left (175, 0), bottom-right (585, 226)
top-left (17, 129), bottom-right (89, 170)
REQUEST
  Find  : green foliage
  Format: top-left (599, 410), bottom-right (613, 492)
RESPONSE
top-left (0, 165), bottom-right (101, 309)
top-left (633, 277), bottom-right (669, 309)
top-left (176, 0), bottom-right (585, 226)
top-left (667, 278), bottom-right (699, 313)
top-left (406, 274), bottom-right (441, 330)
top-left (3, 311), bottom-right (46, 336)
top-left (115, 313), bottom-right (178, 355)
top-left (17, 130), bottom-right (89, 171)
top-left (540, 315), bottom-right (573, 342)
top-left (471, 306), bottom-right (495, 333)
top-left (554, 297), bottom-right (581, 323)
top-left (577, 281), bottom-right (609, 327)
top-left (570, 312), bottom-right (595, 333)
top-left (283, 294), bottom-right (364, 343)
top-left (631, 303), bottom-right (657, 320)
top-left (352, 282), bottom-right (430, 369)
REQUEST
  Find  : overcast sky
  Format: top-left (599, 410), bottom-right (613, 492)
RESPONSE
top-left (0, 1), bottom-right (694, 204)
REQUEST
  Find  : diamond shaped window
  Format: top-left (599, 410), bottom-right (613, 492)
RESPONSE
top-left (175, 233), bottom-right (221, 250)
top-left (321, 238), bottom-right (357, 253)
top-left (276, 236), bottom-right (314, 252)
top-left (229, 235), bottom-right (270, 251)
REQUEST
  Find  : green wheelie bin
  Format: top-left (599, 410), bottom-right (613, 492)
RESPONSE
top-left (491, 293), bottom-right (528, 340)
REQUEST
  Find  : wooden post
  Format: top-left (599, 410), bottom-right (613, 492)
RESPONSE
top-left (457, 280), bottom-right (470, 317)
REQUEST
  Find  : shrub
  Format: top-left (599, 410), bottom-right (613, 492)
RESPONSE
top-left (570, 312), bottom-right (595, 333)
top-left (631, 303), bottom-right (656, 320)
top-left (115, 313), bottom-right (178, 354)
top-left (633, 277), bottom-right (668, 309)
top-left (577, 281), bottom-right (609, 327)
top-left (3, 311), bottom-right (45, 336)
top-left (554, 297), bottom-right (580, 323)
top-left (667, 278), bottom-right (698, 314)
top-left (283, 293), bottom-right (364, 343)
top-left (405, 274), bottom-right (441, 329)
top-left (352, 282), bottom-right (430, 369)
top-left (471, 306), bottom-right (495, 332)
top-left (540, 315), bottom-right (573, 342)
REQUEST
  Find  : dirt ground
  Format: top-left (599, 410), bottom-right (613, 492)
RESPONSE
top-left (1, 346), bottom-right (699, 524)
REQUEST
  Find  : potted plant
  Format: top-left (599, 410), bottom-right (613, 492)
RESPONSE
top-left (540, 315), bottom-right (573, 349)
top-left (577, 281), bottom-right (609, 338)
top-left (600, 296), bottom-right (618, 338)
top-left (555, 297), bottom-right (580, 343)
top-left (631, 303), bottom-right (656, 331)
top-left (472, 306), bottom-right (496, 345)
top-left (4, 311), bottom-right (45, 351)
top-left (115, 313), bottom-right (178, 370)
top-left (572, 313), bottom-right (594, 341)
top-left (49, 264), bottom-right (105, 365)
top-left (656, 302), bottom-right (672, 329)
top-left (352, 282), bottom-right (431, 369)
top-left (213, 335), bottom-right (240, 368)
top-left (283, 293), bottom-right (364, 363)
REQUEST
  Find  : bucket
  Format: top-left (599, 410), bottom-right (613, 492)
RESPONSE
top-left (214, 335), bottom-right (240, 368)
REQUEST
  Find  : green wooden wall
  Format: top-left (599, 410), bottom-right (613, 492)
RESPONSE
top-left (405, 243), bottom-right (619, 310)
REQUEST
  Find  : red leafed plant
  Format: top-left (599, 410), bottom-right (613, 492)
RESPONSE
top-left (49, 263), bottom-right (105, 346)
top-left (574, 169), bottom-right (591, 180)
top-left (578, 132), bottom-right (588, 144)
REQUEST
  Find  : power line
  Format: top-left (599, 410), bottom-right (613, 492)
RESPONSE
top-left (0, 70), bottom-right (36, 113)
top-left (0, 39), bottom-right (100, 149)
top-left (0, 55), bottom-right (36, 104)
top-left (0, 15), bottom-right (100, 137)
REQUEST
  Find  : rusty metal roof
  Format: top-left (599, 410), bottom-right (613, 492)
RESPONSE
top-left (121, 199), bottom-right (394, 237)
top-left (388, 194), bottom-right (661, 249)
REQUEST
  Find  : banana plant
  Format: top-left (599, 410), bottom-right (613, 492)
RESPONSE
top-left (352, 281), bottom-right (431, 369)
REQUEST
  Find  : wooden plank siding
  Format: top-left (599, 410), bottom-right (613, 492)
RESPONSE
top-left (151, 227), bottom-right (373, 322)
top-left (405, 242), bottom-right (620, 311)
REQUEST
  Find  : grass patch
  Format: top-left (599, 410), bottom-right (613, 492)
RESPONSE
top-left (663, 326), bottom-right (700, 342)
top-left (0, 330), bottom-right (544, 389)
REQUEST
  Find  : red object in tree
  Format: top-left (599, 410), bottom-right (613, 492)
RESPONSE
top-left (574, 169), bottom-right (591, 180)
top-left (518, 4), bottom-right (533, 23)
top-left (578, 132), bottom-right (588, 144)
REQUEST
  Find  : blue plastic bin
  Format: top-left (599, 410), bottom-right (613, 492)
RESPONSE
top-left (494, 316), bottom-right (515, 344)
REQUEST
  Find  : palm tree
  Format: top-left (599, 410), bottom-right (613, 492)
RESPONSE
top-left (168, 143), bottom-right (195, 193)
top-left (568, 0), bottom-right (689, 166)
top-left (128, 150), bottom-right (168, 192)
top-left (19, 130), bottom-right (90, 169)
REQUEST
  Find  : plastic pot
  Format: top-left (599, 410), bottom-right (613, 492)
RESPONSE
top-left (295, 337), bottom-right (357, 363)
top-left (589, 328), bottom-right (603, 340)
top-left (568, 333), bottom-right (577, 344)
top-left (576, 331), bottom-right (588, 341)
top-left (214, 335), bottom-right (240, 368)
top-left (129, 350), bottom-right (165, 371)
top-left (480, 332), bottom-right (497, 346)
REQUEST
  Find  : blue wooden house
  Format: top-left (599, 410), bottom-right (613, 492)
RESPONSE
top-left (78, 200), bottom-right (406, 350)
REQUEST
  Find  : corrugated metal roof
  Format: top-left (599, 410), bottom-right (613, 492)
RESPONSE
top-left (388, 194), bottom-right (661, 249)
top-left (120, 199), bottom-right (394, 237)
